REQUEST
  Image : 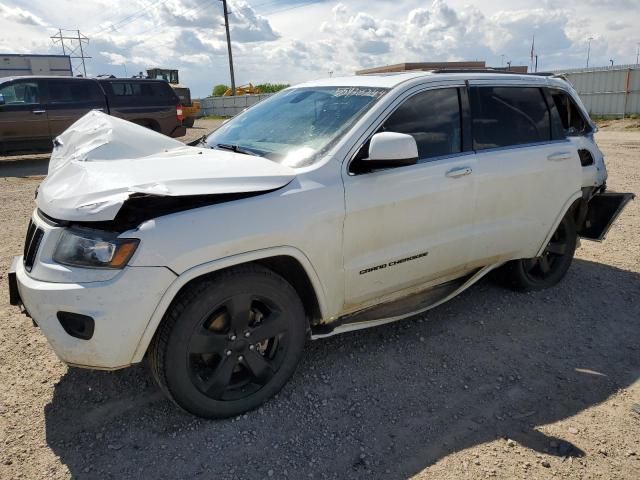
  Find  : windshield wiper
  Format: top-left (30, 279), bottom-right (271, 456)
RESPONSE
top-left (214, 143), bottom-right (260, 156)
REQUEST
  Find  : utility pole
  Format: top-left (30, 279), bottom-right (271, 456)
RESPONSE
top-left (221, 0), bottom-right (236, 96)
top-left (535, 55), bottom-right (538, 73)
top-left (51, 29), bottom-right (91, 77)
top-left (500, 54), bottom-right (505, 67)
top-left (636, 43), bottom-right (639, 65)
top-left (586, 36), bottom-right (593, 68)
top-left (506, 61), bottom-right (511, 71)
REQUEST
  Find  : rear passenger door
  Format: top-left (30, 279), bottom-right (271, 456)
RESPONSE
top-left (469, 84), bottom-right (582, 264)
top-left (45, 78), bottom-right (107, 137)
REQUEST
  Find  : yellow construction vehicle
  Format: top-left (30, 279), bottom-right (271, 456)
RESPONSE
top-left (146, 68), bottom-right (200, 128)
top-left (223, 83), bottom-right (262, 96)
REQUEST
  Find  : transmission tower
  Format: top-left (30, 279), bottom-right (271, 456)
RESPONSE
top-left (50, 29), bottom-right (91, 77)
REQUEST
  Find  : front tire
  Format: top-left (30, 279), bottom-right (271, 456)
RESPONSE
top-left (502, 216), bottom-right (577, 292)
top-left (149, 265), bottom-right (307, 418)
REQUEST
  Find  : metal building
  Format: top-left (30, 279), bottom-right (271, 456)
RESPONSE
top-left (549, 64), bottom-right (640, 117)
top-left (0, 54), bottom-right (73, 77)
top-left (356, 61), bottom-right (529, 75)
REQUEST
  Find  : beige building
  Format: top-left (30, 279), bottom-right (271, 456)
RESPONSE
top-left (356, 61), bottom-right (528, 75)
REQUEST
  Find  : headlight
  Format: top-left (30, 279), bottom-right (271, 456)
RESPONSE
top-left (53, 229), bottom-right (139, 269)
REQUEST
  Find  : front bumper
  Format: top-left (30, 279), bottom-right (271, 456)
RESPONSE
top-left (12, 256), bottom-right (175, 370)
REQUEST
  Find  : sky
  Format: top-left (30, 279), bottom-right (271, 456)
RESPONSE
top-left (1, 0), bottom-right (639, 97)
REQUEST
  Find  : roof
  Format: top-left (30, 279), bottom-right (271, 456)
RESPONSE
top-left (297, 71), bottom-right (563, 90)
top-left (0, 75), bottom-right (174, 83)
top-left (0, 53), bottom-right (70, 58)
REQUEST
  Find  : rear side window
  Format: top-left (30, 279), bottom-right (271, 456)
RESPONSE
top-left (381, 88), bottom-right (462, 160)
top-left (470, 87), bottom-right (551, 150)
top-left (48, 80), bottom-right (103, 104)
top-left (0, 81), bottom-right (40, 105)
top-left (110, 82), bottom-right (171, 97)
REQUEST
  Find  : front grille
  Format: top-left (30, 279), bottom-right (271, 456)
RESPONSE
top-left (23, 220), bottom-right (44, 272)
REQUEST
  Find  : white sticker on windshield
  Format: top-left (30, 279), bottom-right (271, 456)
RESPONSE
top-left (334, 88), bottom-right (386, 98)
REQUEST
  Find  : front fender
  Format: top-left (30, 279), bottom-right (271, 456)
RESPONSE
top-left (129, 245), bottom-right (328, 364)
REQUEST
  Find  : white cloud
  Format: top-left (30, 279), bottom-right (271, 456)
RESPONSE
top-left (100, 51), bottom-right (128, 65)
top-left (153, 0), bottom-right (279, 42)
top-left (0, 2), bottom-right (47, 26)
top-left (0, 0), bottom-right (638, 96)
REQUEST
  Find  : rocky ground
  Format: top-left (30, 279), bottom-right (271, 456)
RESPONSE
top-left (0, 120), bottom-right (638, 479)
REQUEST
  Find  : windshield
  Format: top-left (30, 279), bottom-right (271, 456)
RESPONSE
top-left (205, 86), bottom-right (388, 167)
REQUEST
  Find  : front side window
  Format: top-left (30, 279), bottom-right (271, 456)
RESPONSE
top-left (470, 86), bottom-right (551, 150)
top-left (205, 86), bottom-right (388, 167)
top-left (380, 88), bottom-right (462, 160)
top-left (0, 81), bottom-right (40, 105)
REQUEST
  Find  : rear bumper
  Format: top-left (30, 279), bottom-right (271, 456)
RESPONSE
top-left (14, 258), bottom-right (176, 370)
top-left (170, 125), bottom-right (187, 137)
top-left (579, 192), bottom-right (635, 241)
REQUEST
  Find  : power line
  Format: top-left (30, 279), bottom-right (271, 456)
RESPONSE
top-left (261, 0), bottom-right (326, 16)
top-left (92, 0), bottom-right (172, 36)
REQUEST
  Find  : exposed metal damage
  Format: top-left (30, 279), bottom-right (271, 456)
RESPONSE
top-left (37, 111), bottom-right (296, 228)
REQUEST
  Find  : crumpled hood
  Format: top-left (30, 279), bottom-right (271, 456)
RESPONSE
top-left (37, 111), bottom-right (296, 222)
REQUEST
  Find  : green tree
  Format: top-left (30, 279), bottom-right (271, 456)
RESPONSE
top-left (255, 83), bottom-right (290, 93)
top-left (212, 84), bottom-right (229, 96)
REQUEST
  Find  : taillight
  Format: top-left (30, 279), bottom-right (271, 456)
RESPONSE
top-left (176, 105), bottom-right (184, 122)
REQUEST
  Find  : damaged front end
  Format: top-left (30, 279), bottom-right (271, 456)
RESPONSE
top-left (37, 111), bottom-right (297, 230)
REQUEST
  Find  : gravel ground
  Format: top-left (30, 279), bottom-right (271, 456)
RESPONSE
top-left (0, 121), bottom-right (639, 480)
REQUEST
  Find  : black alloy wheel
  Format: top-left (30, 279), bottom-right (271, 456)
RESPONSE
top-left (502, 216), bottom-right (577, 292)
top-left (149, 265), bottom-right (307, 418)
top-left (187, 293), bottom-right (288, 401)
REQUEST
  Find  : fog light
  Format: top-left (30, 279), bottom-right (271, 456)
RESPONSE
top-left (57, 312), bottom-right (95, 340)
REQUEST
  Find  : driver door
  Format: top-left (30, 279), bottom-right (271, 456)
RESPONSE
top-left (0, 79), bottom-right (50, 153)
top-left (342, 86), bottom-right (477, 311)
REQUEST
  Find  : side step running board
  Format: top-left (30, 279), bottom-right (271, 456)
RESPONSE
top-left (311, 265), bottom-right (500, 339)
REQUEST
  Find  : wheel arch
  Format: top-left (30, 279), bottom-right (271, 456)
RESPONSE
top-left (130, 247), bottom-right (328, 364)
top-left (535, 190), bottom-right (583, 257)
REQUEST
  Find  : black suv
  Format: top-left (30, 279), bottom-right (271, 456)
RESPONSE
top-left (0, 76), bottom-right (186, 154)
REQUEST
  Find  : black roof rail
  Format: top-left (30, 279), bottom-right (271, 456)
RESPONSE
top-left (430, 68), bottom-right (555, 76)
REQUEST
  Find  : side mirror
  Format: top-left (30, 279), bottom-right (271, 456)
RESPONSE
top-left (0, 93), bottom-right (5, 106)
top-left (365, 132), bottom-right (418, 168)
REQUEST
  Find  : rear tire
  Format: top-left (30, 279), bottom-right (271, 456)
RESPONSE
top-left (149, 265), bottom-right (307, 418)
top-left (501, 216), bottom-right (577, 292)
top-left (182, 117), bottom-right (195, 128)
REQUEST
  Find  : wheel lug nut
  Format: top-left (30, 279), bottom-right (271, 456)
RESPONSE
top-left (238, 355), bottom-right (244, 361)
top-left (244, 332), bottom-right (251, 338)
top-left (229, 335), bottom-right (237, 341)
top-left (225, 350), bottom-right (232, 356)
top-left (249, 345), bottom-right (255, 351)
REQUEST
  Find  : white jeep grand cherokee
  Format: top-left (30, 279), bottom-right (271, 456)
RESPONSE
top-left (8, 71), bottom-right (634, 418)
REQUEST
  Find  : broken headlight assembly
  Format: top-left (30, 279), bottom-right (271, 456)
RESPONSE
top-left (53, 229), bottom-right (139, 269)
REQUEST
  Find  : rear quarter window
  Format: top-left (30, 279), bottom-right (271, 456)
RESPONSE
top-left (549, 89), bottom-right (591, 136)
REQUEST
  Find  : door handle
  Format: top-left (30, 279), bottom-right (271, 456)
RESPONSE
top-left (32, 110), bottom-right (46, 114)
top-left (446, 167), bottom-right (473, 178)
top-left (547, 152), bottom-right (573, 161)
